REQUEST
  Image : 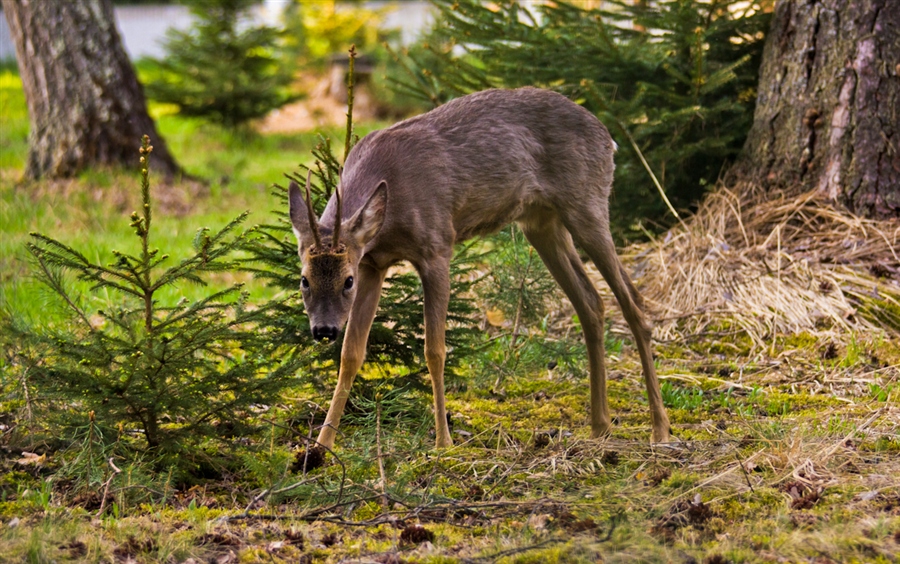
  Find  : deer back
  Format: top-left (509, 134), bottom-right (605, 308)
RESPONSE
top-left (317, 87), bottom-right (616, 265)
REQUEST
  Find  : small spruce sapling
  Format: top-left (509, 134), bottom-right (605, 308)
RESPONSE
top-left (241, 47), bottom-right (481, 387)
top-left (143, 0), bottom-right (295, 128)
top-left (22, 136), bottom-right (301, 455)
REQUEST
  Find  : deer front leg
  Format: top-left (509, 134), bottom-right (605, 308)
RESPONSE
top-left (316, 264), bottom-right (386, 450)
top-left (417, 256), bottom-right (453, 448)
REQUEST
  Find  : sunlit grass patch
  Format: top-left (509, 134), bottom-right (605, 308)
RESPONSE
top-left (0, 68), bottom-right (28, 171)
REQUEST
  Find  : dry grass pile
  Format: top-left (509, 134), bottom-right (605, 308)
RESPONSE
top-left (627, 186), bottom-right (900, 348)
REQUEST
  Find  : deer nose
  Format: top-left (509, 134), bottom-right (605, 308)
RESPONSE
top-left (312, 326), bottom-right (339, 342)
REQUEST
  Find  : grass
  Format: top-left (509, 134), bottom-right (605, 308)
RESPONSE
top-left (2, 69), bottom-right (900, 563)
top-left (0, 67), bottom-right (386, 322)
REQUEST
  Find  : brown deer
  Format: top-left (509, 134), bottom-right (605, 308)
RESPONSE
top-left (289, 87), bottom-right (671, 449)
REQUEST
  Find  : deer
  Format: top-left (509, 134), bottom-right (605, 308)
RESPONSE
top-left (288, 87), bottom-right (671, 450)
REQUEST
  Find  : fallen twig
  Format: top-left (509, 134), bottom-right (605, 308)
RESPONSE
top-left (96, 457), bottom-right (122, 517)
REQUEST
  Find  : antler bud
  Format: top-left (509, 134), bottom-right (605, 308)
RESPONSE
top-left (332, 167), bottom-right (343, 249)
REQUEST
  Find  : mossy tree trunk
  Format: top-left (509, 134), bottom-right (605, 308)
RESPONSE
top-left (731, 0), bottom-right (899, 218)
top-left (1, 0), bottom-right (180, 179)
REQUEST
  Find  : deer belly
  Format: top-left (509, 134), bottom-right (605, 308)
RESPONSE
top-left (452, 196), bottom-right (528, 242)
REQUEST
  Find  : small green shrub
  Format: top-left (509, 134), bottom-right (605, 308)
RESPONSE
top-left (480, 226), bottom-right (558, 342)
top-left (2, 136), bottom-right (301, 456)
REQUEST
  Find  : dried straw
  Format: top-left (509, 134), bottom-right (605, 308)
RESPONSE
top-left (615, 185), bottom-right (900, 348)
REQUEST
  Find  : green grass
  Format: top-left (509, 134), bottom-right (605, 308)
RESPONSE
top-left (0, 69), bottom-right (29, 171)
top-left (0, 69), bottom-right (386, 321)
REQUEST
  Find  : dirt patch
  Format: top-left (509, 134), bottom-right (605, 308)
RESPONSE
top-left (641, 466), bottom-right (672, 487)
top-left (782, 480), bottom-right (823, 510)
top-left (58, 541), bottom-right (87, 559)
top-left (654, 495), bottom-right (715, 542)
top-left (113, 536), bottom-right (156, 560)
top-left (320, 532), bottom-right (340, 547)
top-left (71, 490), bottom-right (113, 512)
top-left (399, 524), bottom-right (434, 545)
top-left (552, 510), bottom-right (598, 533)
top-left (292, 445), bottom-right (327, 473)
top-left (197, 531), bottom-right (242, 548)
top-left (257, 74), bottom-right (383, 134)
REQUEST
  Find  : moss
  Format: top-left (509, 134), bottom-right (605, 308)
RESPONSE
top-left (858, 294), bottom-right (900, 333)
top-left (0, 471), bottom-right (38, 498)
top-left (657, 470), bottom-right (699, 492)
top-left (778, 332), bottom-right (820, 349)
top-left (494, 543), bottom-right (600, 564)
top-left (863, 437), bottom-right (900, 452)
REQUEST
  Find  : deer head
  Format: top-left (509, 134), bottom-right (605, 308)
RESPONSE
top-left (288, 171), bottom-right (386, 341)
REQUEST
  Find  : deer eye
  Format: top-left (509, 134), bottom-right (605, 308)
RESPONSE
top-left (300, 276), bottom-right (309, 290)
top-left (344, 276), bottom-right (354, 290)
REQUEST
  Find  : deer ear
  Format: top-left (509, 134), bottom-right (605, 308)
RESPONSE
top-left (288, 181), bottom-right (315, 244)
top-left (344, 181), bottom-right (387, 248)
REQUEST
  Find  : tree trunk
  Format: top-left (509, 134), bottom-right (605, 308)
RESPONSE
top-left (2, 0), bottom-right (180, 179)
top-left (731, 0), bottom-right (899, 218)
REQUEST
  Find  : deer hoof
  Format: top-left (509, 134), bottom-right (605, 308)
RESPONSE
top-left (435, 434), bottom-right (454, 449)
top-left (590, 422), bottom-right (612, 440)
top-left (651, 427), bottom-right (672, 445)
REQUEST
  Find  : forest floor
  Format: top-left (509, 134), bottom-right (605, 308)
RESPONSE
top-left (2, 331), bottom-right (899, 563)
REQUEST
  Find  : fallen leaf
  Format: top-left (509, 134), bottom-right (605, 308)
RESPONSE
top-left (527, 513), bottom-right (550, 532)
top-left (16, 452), bottom-right (45, 466)
top-left (486, 309), bottom-right (505, 326)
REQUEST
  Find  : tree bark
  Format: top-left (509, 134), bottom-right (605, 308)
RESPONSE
top-left (2, 0), bottom-right (180, 179)
top-left (730, 0), bottom-right (899, 218)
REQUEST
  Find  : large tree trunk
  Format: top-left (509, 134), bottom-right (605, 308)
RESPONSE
top-left (731, 0), bottom-right (899, 218)
top-left (2, 0), bottom-right (180, 179)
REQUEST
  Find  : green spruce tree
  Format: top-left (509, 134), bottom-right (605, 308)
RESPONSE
top-left (241, 48), bottom-right (482, 385)
top-left (144, 0), bottom-right (295, 127)
top-left (390, 0), bottom-right (771, 241)
top-left (11, 136), bottom-right (301, 455)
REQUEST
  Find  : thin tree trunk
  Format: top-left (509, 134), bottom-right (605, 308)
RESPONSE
top-left (730, 0), bottom-right (899, 218)
top-left (2, 0), bottom-right (180, 179)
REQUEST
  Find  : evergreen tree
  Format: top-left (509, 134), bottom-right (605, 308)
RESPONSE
top-left (390, 0), bottom-right (771, 241)
top-left (143, 0), bottom-right (295, 127)
top-left (241, 49), bottom-right (482, 383)
top-left (242, 137), bottom-right (481, 372)
top-left (7, 136), bottom-right (301, 455)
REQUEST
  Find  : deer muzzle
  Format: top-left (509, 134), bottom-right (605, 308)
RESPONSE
top-left (312, 325), bottom-right (340, 342)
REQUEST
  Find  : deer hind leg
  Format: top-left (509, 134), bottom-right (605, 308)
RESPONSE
top-left (521, 216), bottom-right (612, 439)
top-left (317, 263), bottom-right (387, 450)
top-left (416, 255), bottom-right (454, 448)
top-left (566, 213), bottom-right (671, 443)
